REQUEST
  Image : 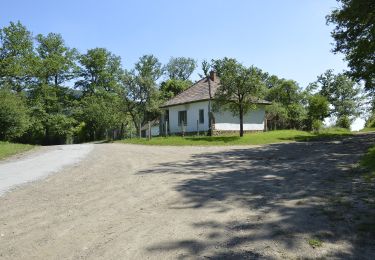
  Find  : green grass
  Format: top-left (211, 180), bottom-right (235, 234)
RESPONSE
top-left (359, 127), bottom-right (375, 133)
top-left (0, 142), bottom-right (35, 160)
top-left (307, 238), bottom-right (323, 248)
top-left (360, 145), bottom-right (375, 181)
top-left (119, 128), bottom-right (352, 146)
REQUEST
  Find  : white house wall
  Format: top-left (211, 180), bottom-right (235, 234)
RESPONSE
top-left (167, 101), bottom-right (210, 133)
top-left (213, 106), bottom-right (265, 131)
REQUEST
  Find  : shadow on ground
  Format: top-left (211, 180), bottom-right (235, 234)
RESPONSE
top-left (138, 134), bottom-right (375, 259)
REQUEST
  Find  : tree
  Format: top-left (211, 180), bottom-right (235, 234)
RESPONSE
top-left (160, 79), bottom-right (191, 99)
top-left (164, 57), bottom-right (196, 81)
top-left (122, 55), bottom-right (163, 134)
top-left (0, 89), bottom-right (30, 141)
top-left (0, 21), bottom-right (36, 92)
top-left (75, 48), bottom-right (123, 94)
top-left (77, 93), bottom-right (124, 141)
top-left (212, 58), bottom-right (265, 137)
top-left (306, 94), bottom-right (330, 131)
top-left (327, 0), bottom-right (375, 90)
top-left (265, 78), bottom-right (306, 129)
top-left (35, 33), bottom-right (78, 87)
top-left (308, 69), bottom-right (362, 126)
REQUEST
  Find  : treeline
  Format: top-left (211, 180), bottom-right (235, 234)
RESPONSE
top-left (0, 21), bottom-right (365, 144)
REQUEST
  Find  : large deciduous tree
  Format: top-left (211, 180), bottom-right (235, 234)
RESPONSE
top-left (122, 55), bottom-right (163, 134)
top-left (212, 58), bottom-right (265, 137)
top-left (0, 21), bottom-right (36, 92)
top-left (308, 69), bottom-right (362, 128)
top-left (164, 57), bottom-right (196, 81)
top-left (327, 0), bottom-right (375, 90)
top-left (35, 33), bottom-right (78, 87)
top-left (75, 48), bottom-right (123, 94)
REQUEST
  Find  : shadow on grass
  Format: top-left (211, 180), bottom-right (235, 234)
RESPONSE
top-left (138, 133), bottom-right (375, 259)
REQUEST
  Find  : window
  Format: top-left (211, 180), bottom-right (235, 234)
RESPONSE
top-left (178, 111), bottom-right (187, 126)
top-left (199, 109), bottom-right (204, 124)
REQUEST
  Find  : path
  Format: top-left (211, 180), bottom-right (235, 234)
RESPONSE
top-left (0, 144), bottom-right (93, 196)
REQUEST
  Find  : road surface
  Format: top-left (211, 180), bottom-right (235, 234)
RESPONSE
top-left (0, 134), bottom-right (374, 259)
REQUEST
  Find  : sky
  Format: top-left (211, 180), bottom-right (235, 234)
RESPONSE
top-left (1, 0), bottom-right (365, 129)
top-left (1, 0), bottom-right (347, 87)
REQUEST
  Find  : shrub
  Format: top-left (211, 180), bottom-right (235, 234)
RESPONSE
top-left (0, 90), bottom-right (30, 141)
top-left (312, 119), bottom-right (323, 133)
top-left (336, 116), bottom-right (351, 129)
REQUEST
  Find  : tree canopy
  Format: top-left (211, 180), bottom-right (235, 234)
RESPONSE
top-left (212, 58), bottom-right (265, 137)
top-left (327, 0), bottom-right (375, 90)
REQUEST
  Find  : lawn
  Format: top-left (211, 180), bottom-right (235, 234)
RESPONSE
top-left (0, 142), bottom-right (35, 160)
top-left (119, 128), bottom-right (353, 146)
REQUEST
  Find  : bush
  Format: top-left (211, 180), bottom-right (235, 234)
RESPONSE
top-left (336, 116), bottom-right (351, 129)
top-left (312, 119), bottom-right (323, 133)
top-left (0, 90), bottom-right (30, 141)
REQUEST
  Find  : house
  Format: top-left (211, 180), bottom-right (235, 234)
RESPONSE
top-left (160, 71), bottom-right (271, 135)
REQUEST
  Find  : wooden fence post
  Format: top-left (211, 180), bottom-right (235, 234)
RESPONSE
top-left (148, 121), bottom-right (151, 140)
top-left (181, 120), bottom-right (185, 137)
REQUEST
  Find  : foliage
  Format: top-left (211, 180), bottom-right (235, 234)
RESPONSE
top-left (265, 77), bottom-right (307, 129)
top-left (77, 93), bottom-right (124, 141)
top-left (120, 129), bottom-right (352, 146)
top-left (308, 70), bottom-right (362, 124)
top-left (160, 79), bottom-right (192, 99)
top-left (35, 33), bottom-right (78, 86)
top-left (327, 0), bottom-right (375, 90)
top-left (336, 115), bottom-right (351, 129)
top-left (75, 48), bottom-right (123, 94)
top-left (0, 142), bottom-right (34, 160)
top-left (0, 21), bottom-right (36, 92)
top-left (265, 102), bottom-right (288, 130)
top-left (122, 55), bottom-right (163, 133)
top-left (307, 94), bottom-right (330, 130)
top-left (212, 58), bottom-right (265, 137)
top-left (164, 57), bottom-right (196, 81)
top-left (312, 119), bottom-right (323, 133)
top-left (0, 90), bottom-right (30, 141)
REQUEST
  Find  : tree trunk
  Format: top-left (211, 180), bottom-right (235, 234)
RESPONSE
top-left (239, 106), bottom-right (244, 137)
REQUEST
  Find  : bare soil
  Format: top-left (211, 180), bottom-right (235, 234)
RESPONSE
top-left (0, 133), bottom-right (374, 259)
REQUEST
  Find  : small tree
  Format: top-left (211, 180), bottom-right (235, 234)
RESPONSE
top-left (307, 94), bottom-right (330, 131)
top-left (212, 58), bottom-right (265, 137)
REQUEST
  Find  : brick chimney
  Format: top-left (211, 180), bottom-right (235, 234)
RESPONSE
top-left (209, 71), bottom-right (216, 81)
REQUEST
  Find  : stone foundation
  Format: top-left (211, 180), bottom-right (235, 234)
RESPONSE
top-left (211, 130), bottom-right (264, 136)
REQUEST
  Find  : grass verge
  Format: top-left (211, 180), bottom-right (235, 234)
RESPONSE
top-left (360, 145), bottom-right (375, 181)
top-left (119, 128), bottom-right (352, 146)
top-left (0, 142), bottom-right (35, 160)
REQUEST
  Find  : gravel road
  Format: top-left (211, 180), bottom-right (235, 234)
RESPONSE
top-left (0, 134), bottom-right (374, 259)
top-left (0, 144), bottom-right (93, 196)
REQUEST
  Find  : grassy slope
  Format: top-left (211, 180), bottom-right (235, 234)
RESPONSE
top-left (361, 145), bottom-right (375, 181)
top-left (0, 142), bottom-right (35, 160)
top-left (119, 128), bottom-right (352, 146)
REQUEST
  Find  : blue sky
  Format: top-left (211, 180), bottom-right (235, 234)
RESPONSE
top-left (2, 0), bottom-right (346, 88)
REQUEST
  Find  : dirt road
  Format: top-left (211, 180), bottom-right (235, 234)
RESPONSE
top-left (0, 134), bottom-right (374, 259)
top-left (0, 144), bottom-right (93, 196)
